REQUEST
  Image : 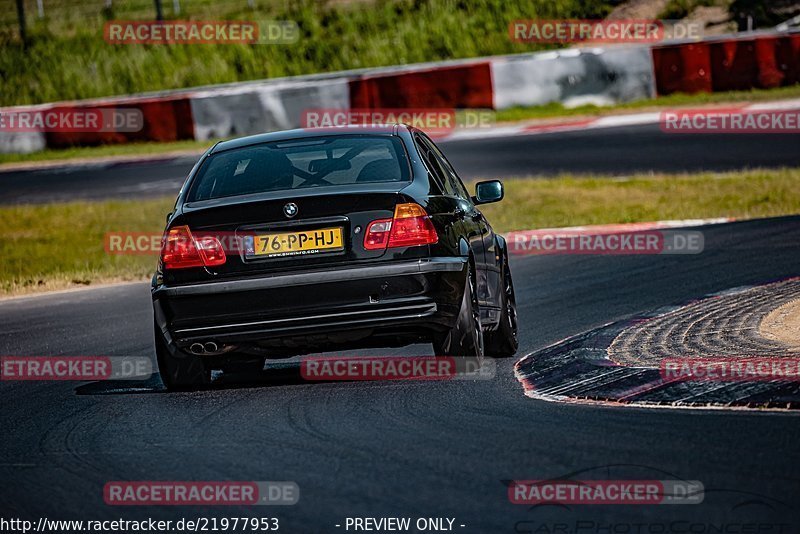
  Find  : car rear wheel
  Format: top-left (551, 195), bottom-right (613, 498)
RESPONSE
top-left (484, 259), bottom-right (519, 357)
top-left (154, 323), bottom-right (210, 391)
top-left (432, 263), bottom-right (484, 360)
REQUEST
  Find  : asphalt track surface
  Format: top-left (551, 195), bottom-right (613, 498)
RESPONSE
top-left (1, 216), bottom-right (800, 531)
top-left (2, 124), bottom-right (800, 204)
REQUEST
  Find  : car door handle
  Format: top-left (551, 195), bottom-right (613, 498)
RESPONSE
top-left (453, 207), bottom-right (466, 219)
top-left (470, 211), bottom-right (482, 222)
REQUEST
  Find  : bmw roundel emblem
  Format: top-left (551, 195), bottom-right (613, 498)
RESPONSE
top-left (283, 202), bottom-right (298, 218)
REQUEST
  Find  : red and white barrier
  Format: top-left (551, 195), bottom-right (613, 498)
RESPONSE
top-left (189, 78), bottom-right (350, 141)
top-left (491, 46), bottom-right (655, 110)
top-left (652, 33), bottom-right (800, 95)
top-left (0, 95), bottom-right (194, 153)
top-left (349, 61), bottom-right (494, 110)
top-left (0, 132), bottom-right (47, 154)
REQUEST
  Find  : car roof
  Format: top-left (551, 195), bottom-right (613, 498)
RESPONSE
top-left (210, 124), bottom-right (411, 154)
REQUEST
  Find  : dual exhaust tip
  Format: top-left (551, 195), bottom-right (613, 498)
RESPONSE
top-left (188, 341), bottom-right (221, 355)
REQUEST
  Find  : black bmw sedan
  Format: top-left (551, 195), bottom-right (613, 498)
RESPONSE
top-left (152, 124), bottom-right (518, 389)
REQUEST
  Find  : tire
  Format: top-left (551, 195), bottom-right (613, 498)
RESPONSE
top-left (154, 323), bottom-right (210, 391)
top-left (484, 258), bottom-right (519, 358)
top-left (432, 262), bottom-right (484, 360)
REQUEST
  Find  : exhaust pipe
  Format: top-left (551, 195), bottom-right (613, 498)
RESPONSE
top-left (187, 341), bottom-right (223, 355)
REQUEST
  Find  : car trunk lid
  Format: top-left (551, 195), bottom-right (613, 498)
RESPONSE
top-left (177, 184), bottom-right (408, 277)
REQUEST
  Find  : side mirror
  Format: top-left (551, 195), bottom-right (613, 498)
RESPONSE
top-left (473, 180), bottom-right (504, 205)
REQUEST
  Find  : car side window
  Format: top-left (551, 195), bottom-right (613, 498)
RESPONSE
top-left (420, 134), bottom-right (471, 202)
top-left (413, 134), bottom-right (450, 195)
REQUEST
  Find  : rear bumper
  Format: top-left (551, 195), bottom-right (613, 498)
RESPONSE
top-left (153, 258), bottom-right (467, 353)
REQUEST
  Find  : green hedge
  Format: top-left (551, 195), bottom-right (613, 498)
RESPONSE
top-left (1, 0), bottom-right (623, 106)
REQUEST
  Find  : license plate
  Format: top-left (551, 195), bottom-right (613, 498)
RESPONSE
top-left (251, 227), bottom-right (344, 258)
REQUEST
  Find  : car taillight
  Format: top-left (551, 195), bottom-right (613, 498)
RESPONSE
top-left (363, 203), bottom-right (438, 251)
top-left (364, 219), bottom-right (393, 250)
top-left (388, 203), bottom-right (439, 248)
top-left (161, 225), bottom-right (226, 269)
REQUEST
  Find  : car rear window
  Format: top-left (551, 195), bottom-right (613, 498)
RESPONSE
top-left (187, 135), bottom-right (410, 201)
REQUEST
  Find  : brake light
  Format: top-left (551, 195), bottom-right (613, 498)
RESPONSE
top-left (363, 203), bottom-right (438, 250)
top-left (161, 225), bottom-right (226, 269)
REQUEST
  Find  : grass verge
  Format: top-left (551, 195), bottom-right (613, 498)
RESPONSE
top-left (0, 139), bottom-right (217, 166)
top-left (1, 0), bottom-right (615, 107)
top-left (476, 168), bottom-right (800, 231)
top-left (1, 167), bottom-right (798, 297)
top-left (0, 139), bottom-right (215, 167)
top-left (0, 198), bottom-right (171, 296)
